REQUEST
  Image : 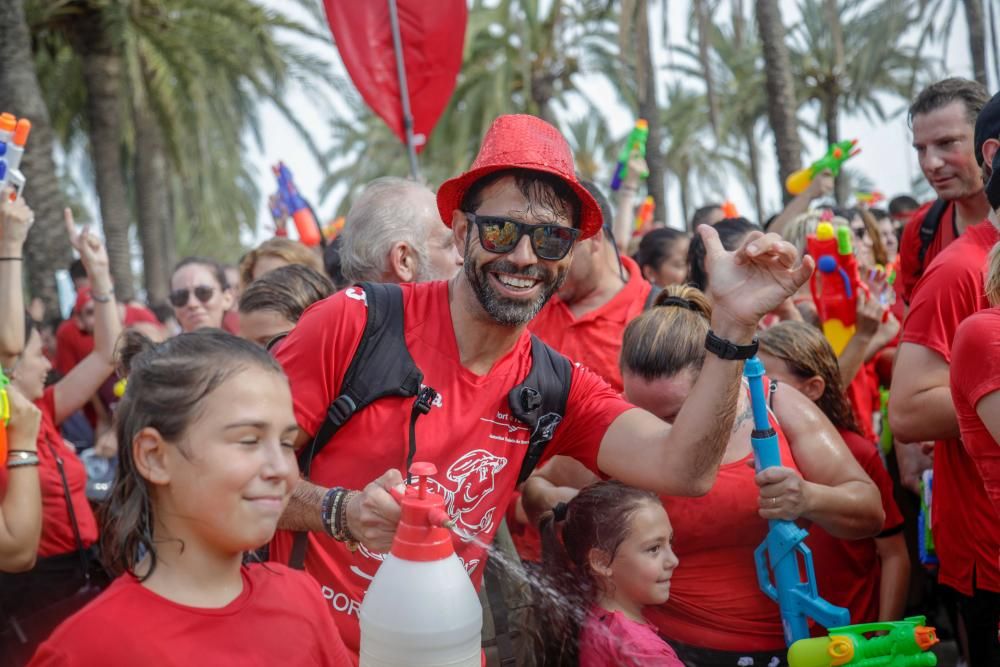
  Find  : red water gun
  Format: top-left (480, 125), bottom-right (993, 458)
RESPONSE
top-left (633, 196), bottom-right (655, 236)
top-left (807, 222), bottom-right (869, 355)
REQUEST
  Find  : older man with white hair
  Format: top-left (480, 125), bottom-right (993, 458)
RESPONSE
top-left (339, 177), bottom-right (462, 284)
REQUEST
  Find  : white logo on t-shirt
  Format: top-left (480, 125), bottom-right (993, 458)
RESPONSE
top-left (345, 287), bottom-right (368, 306)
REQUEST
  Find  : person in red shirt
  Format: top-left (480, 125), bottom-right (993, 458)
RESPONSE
top-left (271, 114), bottom-right (815, 656)
top-left (890, 100), bottom-right (1000, 663)
top-left (759, 321), bottom-right (909, 625)
top-left (897, 78), bottom-right (992, 305)
top-left (530, 181), bottom-right (653, 392)
top-left (0, 220), bottom-right (123, 662)
top-left (950, 115), bottom-right (1000, 519)
top-left (524, 285), bottom-right (884, 664)
top-left (29, 330), bottom-right (350, 666)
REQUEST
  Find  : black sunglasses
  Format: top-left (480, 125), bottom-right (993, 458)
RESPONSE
top-left (464, 212), bottom-right (580, 261)
top-left (169, 285), bottom-right (216, 308)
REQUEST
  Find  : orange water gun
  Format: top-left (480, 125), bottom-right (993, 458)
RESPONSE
top-left (720, 200), bottom-right (739, 218)
top-left (322, 216), bottom-right (346, 241)
top-left (271, 162), bottom-right (322, 247)
top-left (633, 196), bottom-right (655, 236)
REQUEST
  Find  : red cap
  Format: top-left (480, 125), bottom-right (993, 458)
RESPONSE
top-left (74, 287), bottom-right (93, 314)
top-left (390, 462), bottom-right (456, 562)
top-left (436, 114), bottom-right (603, 239)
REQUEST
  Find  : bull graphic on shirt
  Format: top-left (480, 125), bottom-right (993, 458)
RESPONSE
top-left (355, 449), bottom-right (509, 570)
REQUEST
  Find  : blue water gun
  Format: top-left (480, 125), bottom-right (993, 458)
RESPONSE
top-left (918, 470), bottom-right (937, 566)
top-left (745, 357), bottom-right (850, 645)
top-left (271, 162), bottom-right (322, 247)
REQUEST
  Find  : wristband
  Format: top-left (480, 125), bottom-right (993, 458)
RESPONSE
top-left (704, 330), bottom-right (759, 360)
top-left (333, 490), bottom-right (360, 548)
top-left (7, 450), bottom-right (39, 468)
top-left (0, 256), bottom-right (23, 261)
top-left (90, 290), bottom-right (112, 303)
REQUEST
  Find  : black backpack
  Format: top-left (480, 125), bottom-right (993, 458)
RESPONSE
top-left (914, 198), bottom-right (950, 277)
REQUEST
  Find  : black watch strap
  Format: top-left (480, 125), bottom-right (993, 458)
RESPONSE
top-left (705, 330), bottom-right (759, 360)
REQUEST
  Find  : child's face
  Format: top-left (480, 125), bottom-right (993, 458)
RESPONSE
top-left (602, 502), bottom-right (678, 607)
top-left (155, 365), bottom-right (299, 555)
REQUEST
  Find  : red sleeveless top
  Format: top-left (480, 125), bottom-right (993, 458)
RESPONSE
top-left (646, 379), bottom-right (801, 652)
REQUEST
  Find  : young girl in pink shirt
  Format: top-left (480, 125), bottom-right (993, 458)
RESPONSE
top-left (538, 480), bottom-right (684, 666)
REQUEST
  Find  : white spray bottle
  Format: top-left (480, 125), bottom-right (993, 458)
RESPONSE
top-left (359, 462), bottom-right (482, 666)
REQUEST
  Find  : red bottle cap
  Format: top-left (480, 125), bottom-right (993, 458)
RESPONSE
top-left (390, 462), bottom-right (456, 562)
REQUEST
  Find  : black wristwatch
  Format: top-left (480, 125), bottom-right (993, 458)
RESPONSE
top-left (705, 330), bottom-right (759, 360)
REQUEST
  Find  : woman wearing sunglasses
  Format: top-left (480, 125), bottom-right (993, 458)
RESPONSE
top-left (170, 257), bottom-right (234, 333)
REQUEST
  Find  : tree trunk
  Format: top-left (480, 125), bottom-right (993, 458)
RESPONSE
top-left (961, 0), bottom-right (987, 86)
top-left (0, 0), bottom-right (72, 318)
top-left (824, 95), bottom-right (848, 205)
top-left (679, 171), bottom-right (691, 231)
top-left (745, 128), bottom-right (765, 225)
top-left (133, 97), bottom-right (172, 306)
top-left (755, 0), bottom-right (802, 203)
top-left (634, 0), bottom-right (668, 227)
top-left (69, 7), bottom-right (137, 303)
top-left (694, 0), bottom-right (720, 141)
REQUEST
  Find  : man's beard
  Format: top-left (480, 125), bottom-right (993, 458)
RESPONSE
top-left (465, 254), bottom-right (566, 326)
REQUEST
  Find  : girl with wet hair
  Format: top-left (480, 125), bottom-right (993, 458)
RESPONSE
top-left (536, 480), bottom-right (683, 667)
top-left (615, 285), bottom-right (883, 666)
top-left (759, 321), bottom-right (909, 624)
top-left (28, 330), bottom-right (350, 665)
top-left (238, 264), bottom-right (334, 347)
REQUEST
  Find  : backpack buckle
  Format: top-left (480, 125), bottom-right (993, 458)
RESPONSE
top-left (327, 394), bottom-right (358, 427)
top-left (414, 386), bottom-right (437, 415)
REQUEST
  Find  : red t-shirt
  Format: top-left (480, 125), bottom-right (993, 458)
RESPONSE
top-left (950, 308), bottom-right (1000, 517)
top-left (529, 255), bottom-right (653, 393)
top-left (29, 564), bottom-right (352, 666)
top-left (272, 281), bottom-right (633, 655)
top-left (898, 200), bottom-right (958, 305)
top-left (30, 387), bottom-right (98, 557)
top-left (901, 220), bottom-right (1000, 595)
top-left (647, 382), bottom-right (799, 652)
top-left (580, 606), bottom-right (684, 667)
top-left (55, 305), bottom-right (160, 376)
top-left (846, 363), bottom-right (878, 442)
top-left (809, 429), bottom-right (905, 626)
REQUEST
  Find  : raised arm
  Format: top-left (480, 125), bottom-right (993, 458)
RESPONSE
top-left (597, 226), bottom-right (815, 495)
top-left (766, 172), bottom-right (834, 238)
top-left (0, 189), bottom-right (34, 365)
top-left (53, 210), bottom-right (122, 424)
top-left (0, 386), bottom-right (43, 571)
top-left (769, 383), bottom-right (884, 539)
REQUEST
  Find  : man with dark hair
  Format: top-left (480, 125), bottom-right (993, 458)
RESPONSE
top-left (891, 91), bottom-right (1000, 664)
top-left (897, 77), bottom-right (991, 305)
top-left (887, 194), bottom-right (919, 229)
top-left (529, 180), bottom-right (653, 392)
top-left (690, 203), bottom-right (724, 229)
top-left (270, 114), bottom-right (815, 657)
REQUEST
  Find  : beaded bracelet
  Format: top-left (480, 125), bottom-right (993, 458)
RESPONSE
top-left (7, 450), bottom-right (40, 468)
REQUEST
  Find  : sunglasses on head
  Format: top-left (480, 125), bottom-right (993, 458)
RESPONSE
top-left (169, 285), bottom-right (216, 308)
top-left (464, 212), bottom-right (580, 261)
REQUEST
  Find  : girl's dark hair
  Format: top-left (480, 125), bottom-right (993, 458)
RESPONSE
top-left (636, 228), bottom-right (687, 274)
top-left (172, 256), bottom-right (229, 290)
top-left (536, 480), bottom-right (661, 665)
top-left (238, 264), bottom-right (334, 322)
top-left (758, 321), bottom-right (861, 434)
top-left (100, 329), bottom-right (284, 579)
top-left (23, 310), bottom-right (37, 343)
top-left (686, 217), bottom-right (760, 291)
top-left (620, 284), bottom-right (712, 380)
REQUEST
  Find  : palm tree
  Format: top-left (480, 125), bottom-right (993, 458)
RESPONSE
top-left (672, 2), bottom-right (769, 223)
top-left (789, 0), bottom-right (934, 203)
top-left (755, 0), bottom-right (804, 202)
top-left (27, 0), bottom-right (332, 302)
top-left (563, 114), bottom-right (613, 183)
top-left (0, 0), bottom-right (72, 316)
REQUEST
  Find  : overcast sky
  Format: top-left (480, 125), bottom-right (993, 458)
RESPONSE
top-left (249, 0), bottom-right (994, 239)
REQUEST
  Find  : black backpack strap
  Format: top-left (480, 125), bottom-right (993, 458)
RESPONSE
top-left (644, 283), bottom-right (663, 310)
top-left (915, 198), bottom-right (948, 273)
top-left (289, 281), bottom-right (427, 570)
top-left (508, 336), bottom-right (573, 485)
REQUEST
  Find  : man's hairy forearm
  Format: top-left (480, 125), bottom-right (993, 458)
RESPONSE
top-left (697, 360), bottom-right (742, 477)
top-left (277, 479), bottom-right (328, 532)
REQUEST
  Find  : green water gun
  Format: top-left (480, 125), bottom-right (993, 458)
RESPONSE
top-left (788, 615), bottom-right (939, 666)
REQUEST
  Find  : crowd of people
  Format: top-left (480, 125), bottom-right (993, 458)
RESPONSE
top-left (0, 76), bottom-right (997, 667)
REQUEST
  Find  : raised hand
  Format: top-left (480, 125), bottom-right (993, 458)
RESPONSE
top-left (64, 208), bottom-right (109, 279)
top-left (700, 225), bottom-right (815, 332)
top-left (0, 187), bottom-right (34, 249)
